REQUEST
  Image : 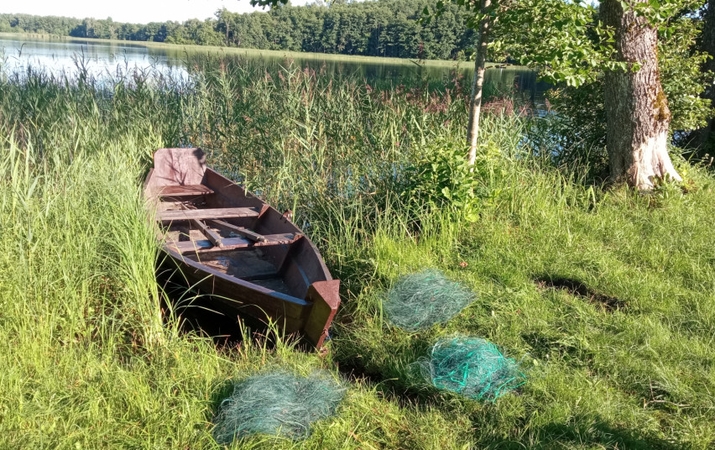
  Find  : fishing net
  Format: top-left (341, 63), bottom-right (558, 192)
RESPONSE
top-left (213, 370), bottom-right (345, 443)
top-left (383, 269), bottom-right (475, 331)
top-left (419, 336), bottom-right (526, 402)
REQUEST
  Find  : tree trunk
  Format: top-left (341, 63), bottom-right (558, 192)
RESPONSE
top-left (601, 0), bottom-right (681, 189)
top-left (467, 0), bottom-right (491, 165)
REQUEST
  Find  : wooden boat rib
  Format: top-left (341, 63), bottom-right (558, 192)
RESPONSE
top-left (144, 148), bottom-right (340, 348)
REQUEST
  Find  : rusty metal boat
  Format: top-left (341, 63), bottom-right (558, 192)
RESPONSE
top-left (144, 148), bottom-right (339, 348)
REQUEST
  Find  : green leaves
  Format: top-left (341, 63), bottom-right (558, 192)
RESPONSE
top-left (498, 0), bottom-right (610, 87)
top-left (658, 16), bottom-right (713, 131)
top-left (402, 140), bottom-right (487, 222)
top-left (631, 0), bottom-right (704, 28)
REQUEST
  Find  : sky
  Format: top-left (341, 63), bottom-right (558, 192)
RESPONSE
top-left (0, 0), bottom-right (310, 25)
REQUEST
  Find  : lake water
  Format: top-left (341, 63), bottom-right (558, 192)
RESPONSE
top-left (0, 35), bottom-right (548, 103)
top-left (0, 36), bottom-right (189, 80)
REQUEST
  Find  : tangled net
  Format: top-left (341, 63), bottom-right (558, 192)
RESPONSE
top-left (420, 337), bottom-right (526, 401)
top-left (384, 269), bottom-right (475, 331)
top-left (213, 371), bottom-right (345, 443)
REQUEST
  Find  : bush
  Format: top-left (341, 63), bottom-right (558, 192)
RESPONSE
top-left (402, 140), bottom-right (485, 222)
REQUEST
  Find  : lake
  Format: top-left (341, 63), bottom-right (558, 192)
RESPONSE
top-left (0, 35), bottom-right (188, 80)
top-left (0, 35), bottom-right (548, 103)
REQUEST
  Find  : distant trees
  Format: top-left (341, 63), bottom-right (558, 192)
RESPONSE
top-left (0, 0), bottom-right (476, 60)
top-left (0, 14), bottom-right (81, 36)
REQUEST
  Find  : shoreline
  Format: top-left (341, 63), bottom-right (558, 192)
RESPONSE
top-left (0, 32), bottom-right (514, 70)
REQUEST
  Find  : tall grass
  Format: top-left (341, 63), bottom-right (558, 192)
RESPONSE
top-left (0, 126), bottom-right (476, 450)
top-left (1, 55), bottom-right (714, 448)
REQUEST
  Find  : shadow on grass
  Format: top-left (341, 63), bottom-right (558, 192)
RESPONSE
top-left (332, 332), bottom-right (442, 407)
top-left (494, 415), bottom-right (681, 450)
top-left (534, 275), bottom-right (627, 312)
top-left (157, 263), bottom-right (284, 350)
top-left (157, 265), bottom-right (246, 347)
top-left (207, 378), bottom-right (236, 423)
top-left (520, 330), bottom-right (596, 367)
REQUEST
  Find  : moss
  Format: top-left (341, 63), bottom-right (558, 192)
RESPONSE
top-left (654, 87), bottom-right (671, 122)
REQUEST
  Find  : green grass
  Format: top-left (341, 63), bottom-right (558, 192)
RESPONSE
top-left (1, 58), bottom-right (714, 448)
top-left (0, 132), bottom-right (476, 449)
top-left (334, 161), bottom-right (715, 449)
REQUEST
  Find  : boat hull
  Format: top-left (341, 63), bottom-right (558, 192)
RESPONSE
top-left (146, 148), bottom-right (340, 348)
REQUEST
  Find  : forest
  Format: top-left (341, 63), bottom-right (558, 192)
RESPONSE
top-left (0, 0), bottom-right (476, 60)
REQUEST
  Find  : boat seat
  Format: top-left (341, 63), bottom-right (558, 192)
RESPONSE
top-left (167, 233), bottom-right (298, 254)
top-left (158, 207), bottom-right (260, 222)
top-left (158, 185), bottom-right (214, 198)
top-left (209, 219), bottom-right (266, 242)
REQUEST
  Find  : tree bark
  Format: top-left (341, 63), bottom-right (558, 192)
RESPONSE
top-left (467, 0), bottom-right (491, 165)
top-left (601, 0), bottom-right (681, 189)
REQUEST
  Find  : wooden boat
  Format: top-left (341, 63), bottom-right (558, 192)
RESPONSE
top-left (144, 148), bottom-right (340, 348)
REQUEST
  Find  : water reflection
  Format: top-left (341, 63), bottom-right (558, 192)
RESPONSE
top-left (0, 35), bottom-right (549, 104)
top-left (0, 36), bottom-right (189, 81)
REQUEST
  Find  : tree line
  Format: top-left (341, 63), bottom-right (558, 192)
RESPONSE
top-left (0, 0), bottom-right (476, 60)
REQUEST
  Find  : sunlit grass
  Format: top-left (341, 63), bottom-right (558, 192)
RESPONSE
top-left (0, 59), bottom-right (713, 448)
top-left (335, 156), bottom-right (715, 449)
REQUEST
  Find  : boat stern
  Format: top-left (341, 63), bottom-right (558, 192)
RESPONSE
top-left (303, 279), bottom-right (341, 349)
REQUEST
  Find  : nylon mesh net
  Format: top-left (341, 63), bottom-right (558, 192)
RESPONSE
top-left (213, 370), bottom-right (345, 443)
top-left (419, 336), bottom-right (526, 402)
top-left (383, 269), bottom-right (475, 331)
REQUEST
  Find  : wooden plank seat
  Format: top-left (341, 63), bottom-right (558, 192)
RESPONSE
top-left (158, 184), bottom-right (214, 198)
top-left (167, 233), bottom-right (298, 254)
top-left (209, 219), bottom-right (266, 242)
top-left (192, 219), bottom-right (223, 248)
top-left (158, 207), bottom-right (260, 222)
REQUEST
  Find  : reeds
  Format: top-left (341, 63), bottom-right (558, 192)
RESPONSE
top-left (2, 55), bottom-right (713, 448)
top-left (0, 57), bottom-right (515, 448)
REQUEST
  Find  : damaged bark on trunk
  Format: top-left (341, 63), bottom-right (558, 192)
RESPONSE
top-left (601, 0), bottom-right (681, 190)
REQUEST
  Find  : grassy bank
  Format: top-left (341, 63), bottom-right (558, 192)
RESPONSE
top-left (1, 58), bottom-right (714, 449)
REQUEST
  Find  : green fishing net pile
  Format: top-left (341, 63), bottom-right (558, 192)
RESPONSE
top-left (213, 371), bottom-right (345, 444)
top-left (420, 336), bottom-right (526, 401)
top-left (384, 269), bottom-right (475, 331)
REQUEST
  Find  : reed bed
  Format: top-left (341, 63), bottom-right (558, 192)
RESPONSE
top-left (1, 55), bottom-right (714, 448)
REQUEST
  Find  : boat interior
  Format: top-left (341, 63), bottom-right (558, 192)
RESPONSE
top-left (147, 148), bottom-right (328, 301)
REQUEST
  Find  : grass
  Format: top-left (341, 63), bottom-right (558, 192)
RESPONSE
top-left (1, 56), bottom-right (714, 449)
top-left (0, 131), bottom-right (474, 449)
top-left (334, 162), bottom-right (715, 449)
